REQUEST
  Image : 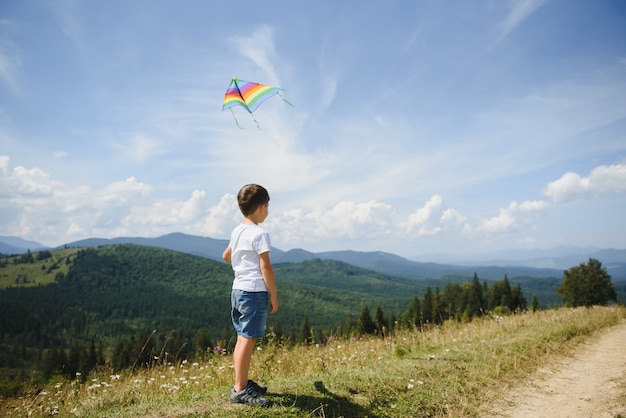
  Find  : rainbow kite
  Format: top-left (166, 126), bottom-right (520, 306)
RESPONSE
top-left (222, 77), bottom-right (293, 128)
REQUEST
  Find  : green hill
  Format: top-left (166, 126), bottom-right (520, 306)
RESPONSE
top-left (2, 243), bottom-right (620, 395)
top-left (0, 245), bottom-right (425, 382)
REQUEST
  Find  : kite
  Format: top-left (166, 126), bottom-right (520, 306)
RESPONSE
top-left (222, 76), bottom-right (294, 128)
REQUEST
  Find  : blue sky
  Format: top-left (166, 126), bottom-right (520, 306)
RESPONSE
top-left (1, 0), bottom-right (625, 258)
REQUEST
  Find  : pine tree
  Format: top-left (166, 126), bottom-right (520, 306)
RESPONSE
top-left (422, 287), bottom-right (434, 324)
top-left (358, 305), bottom-right (376, 335)
top-left (530, 294), bottom-right (540, 312)
top-left (374, 304), bottom-right (386, 336)
top-left (300, 314), bottom-right (312, 344)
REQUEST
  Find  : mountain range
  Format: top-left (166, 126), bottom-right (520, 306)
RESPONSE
top-left (2, 233), bottom-right (625, 282)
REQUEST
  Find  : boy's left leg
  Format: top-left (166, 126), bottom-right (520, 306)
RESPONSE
top-left (233, 335), bottom-right (257, 392)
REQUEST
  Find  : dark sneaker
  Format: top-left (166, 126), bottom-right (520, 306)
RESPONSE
top-left (248, 379), bottom-right (267, 394)
top-left (229, 384), bottom-right (268, 406)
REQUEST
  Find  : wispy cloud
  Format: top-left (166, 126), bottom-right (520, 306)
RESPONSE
top-left (496, 0), bottom-right (548, 44)
top-left (231, 25), bottom-right (279, 83)
top-left (0, 20), bottom-right (21, 95)
top-left (50, 0), bottom-right (85, 49)
top-left (112, 133), bottom-right (168, 164)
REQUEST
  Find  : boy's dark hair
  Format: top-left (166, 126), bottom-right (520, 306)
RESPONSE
top-left (237, 184), bottom-right (270, 216)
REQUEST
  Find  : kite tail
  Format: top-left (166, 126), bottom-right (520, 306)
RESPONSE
top-left (229, 108), bottom-right (244, 129)
top-left (251, 114), bottom-right (261, 130)
top-left (277, 92), bottom-right (295, 107)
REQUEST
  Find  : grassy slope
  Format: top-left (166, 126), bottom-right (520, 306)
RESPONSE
top-left (0, 248), bottom-right (79, 288)
top-left (3, 306), bottom-right (624, 417)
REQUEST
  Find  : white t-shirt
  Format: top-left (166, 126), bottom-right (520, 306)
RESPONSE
top-left (228, 223), bottom-right (271, 292)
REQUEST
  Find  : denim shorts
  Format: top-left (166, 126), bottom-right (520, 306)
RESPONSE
top-left (231, 289), bottom-right (269, 339)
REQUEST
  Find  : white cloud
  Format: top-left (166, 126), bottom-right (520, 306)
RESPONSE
top-left (543, 164), bottom-right (626, 202)
top-left (0, 156), bottom-right (60, 197)
top-left (473, 207), bottom-right (517, 235)
top-left (469, 199), bottom-right (548, 235)
top-left (264, 200), bottom-right (395, 248)
top-left (402, 195), bottom-right (466, 237)
top-left (507, 199), bottom-right (548, 212)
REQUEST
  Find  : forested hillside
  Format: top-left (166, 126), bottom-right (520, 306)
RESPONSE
top-left (0, 245), bottom-right (428, 386)
top-left (2, 243), bottom-right (619, 397)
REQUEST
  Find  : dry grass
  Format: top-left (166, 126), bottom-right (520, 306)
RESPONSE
top-left (2, 306), bottom-right (624, 417)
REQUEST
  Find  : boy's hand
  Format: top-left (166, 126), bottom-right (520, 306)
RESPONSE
top-left (269, 295), bottom-right (279, 314)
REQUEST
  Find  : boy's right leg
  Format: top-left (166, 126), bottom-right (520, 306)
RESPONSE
top-left (233, 335), bottom-right (257, 392)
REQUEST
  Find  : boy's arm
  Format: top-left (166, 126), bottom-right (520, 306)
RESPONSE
top-left (259, 252), bottom-right (278, 314)
top-left (222, 246), bottom-right (232, 264)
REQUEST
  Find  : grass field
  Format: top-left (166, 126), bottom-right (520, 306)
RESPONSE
top-left (0, 249), bottom-right (79, 288)
top-left (2, 305), bottom-right (624, 417)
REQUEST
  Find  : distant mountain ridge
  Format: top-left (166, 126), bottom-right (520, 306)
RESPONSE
top-left (0, 236), bottom-right (50, 255)
top-left (1, 233), bottom-right (624, 281)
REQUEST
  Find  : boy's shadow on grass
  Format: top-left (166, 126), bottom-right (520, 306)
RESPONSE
top-left (270, 381), bottom-right (380, 417)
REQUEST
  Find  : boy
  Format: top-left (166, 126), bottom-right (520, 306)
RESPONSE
top-left (222, 184), bottom-right (279, 406)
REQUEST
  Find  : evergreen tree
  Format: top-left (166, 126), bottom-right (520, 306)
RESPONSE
top-left (432, 286), bottom-right (442, 324)
top-left (510, 284), bottom-right (526, 312)
top-left (84, 338), bottom-right (98, 373)
top-left (530, 294), bottom-right (540, 312)
top-left (358, 305), bottom-right (376, 335)
top-left (422, 287), bottom-right (434, 324)
top-left (463, 273), bottom-right (484, 318)
top-left (300, 314), bottom-right (312, 344)
top-left (441, 283), bottom-right (462, 321)
top-left (405, 296), bottom-right (421, 328)
top-left (488, 276), bottom-right (512, 311)
top-left (374, 304), bottom-right (386, 336)
top-left (388, 312), bottom-right (396, 334)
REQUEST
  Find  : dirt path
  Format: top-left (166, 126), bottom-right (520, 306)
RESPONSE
top-left (486, 321), bottom-right (626, 418)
